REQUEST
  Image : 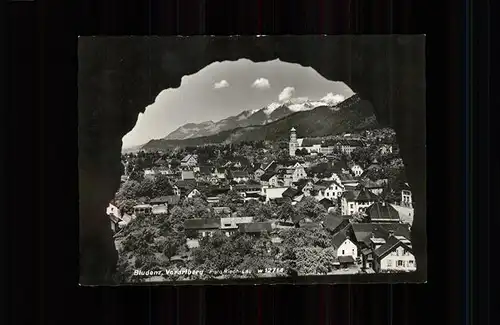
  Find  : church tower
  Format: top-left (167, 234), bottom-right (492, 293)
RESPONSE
top-left (289, 127), bottom-right (298, 157)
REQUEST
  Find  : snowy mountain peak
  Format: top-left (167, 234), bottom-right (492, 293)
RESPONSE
top-left (164, 94), bottom-right (351, 140)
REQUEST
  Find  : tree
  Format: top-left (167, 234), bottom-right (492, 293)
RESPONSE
top-left (170, 159), bottom-right (181, 169)
top-left (350, 212), bottom-right (368, 223)
top-left (294, 197), bottom-right (326, 223)
top-left (151, 174), bottom-right (174, 197)
top-left (136, 177), bottom-right (155, 198)
top-left (116, 180), bottom-right (141, 200)
top-left (277, 201), bottom-right (296, 222)
top-left (351, 147), bottom-right (376, 167)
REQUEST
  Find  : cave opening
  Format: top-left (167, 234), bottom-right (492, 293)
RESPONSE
top-left (78, 36), bottom-right (426, 285)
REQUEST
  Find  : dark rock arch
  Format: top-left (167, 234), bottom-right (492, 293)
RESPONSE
top-left (78, 36), bottom-right (426, 284)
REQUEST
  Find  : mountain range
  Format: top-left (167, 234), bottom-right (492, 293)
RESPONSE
top-left (164, 96), bottom-right (347, 140)
top-left (140, 94), bottom-right (380, 150)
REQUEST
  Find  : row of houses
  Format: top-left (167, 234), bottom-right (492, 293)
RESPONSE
top-left (181, 211), bottom-right (415, 274)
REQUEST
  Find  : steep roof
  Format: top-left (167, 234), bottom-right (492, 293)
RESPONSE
top-left (338, 139), bottom-right (365, 147)
top-left (150, 195), bottom-right (180, 205)
top-left (331, 230), bottom-right (350, 249)
top-left (351, 223), bottom-right (411, 246)
top-left (231, 170), bottom-right (250, 178)
top-left (323, 214), bottom-right (349, 231)
top-left (301, 138), bottom-right (323, 147)
top-left (198, 166), bottom-right (213, 175)
top-left (359, 178), bottom-right (384, 189)
top-left (184, 218), bottom-right (221, 230)
top-left (299, 222), bottom-right (322, 229)
top-left (343, 189), bottom-right (379, 202)
top-left (181, 154), bottom-right (197, 162)
top-left (374, 235), bottom-right (412, 259)
top-left (260, 172), bottom-right (277, 181)
top-left (366, 202), bottom-right (400, 222)
top-left (319, 198), bottom-right (335, 209)
top-left (238, 222), bottom-right (273, 233)
top-left (282, 187), bottom-right (299, 198)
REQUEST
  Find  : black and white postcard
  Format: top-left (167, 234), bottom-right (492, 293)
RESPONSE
top-left (78, 35), bottom-right (426, 285)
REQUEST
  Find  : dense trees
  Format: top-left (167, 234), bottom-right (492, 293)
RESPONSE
top-left (294, 196), bottom-right (327, 222)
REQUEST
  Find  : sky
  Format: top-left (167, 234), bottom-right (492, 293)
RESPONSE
top-left (122, 59), bottom-right (355, 148)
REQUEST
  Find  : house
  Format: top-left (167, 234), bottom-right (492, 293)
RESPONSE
top-left (220, 216), bottom-right (253, 236)
top-left (358, 178), bottom-right (385, 195)
top-left (212, 167), bottom-right (227, 180)
top-left (336, 139), bottom-right (365, 155)
top-left (230, 170), bottom-right (250, 183)
top-left (351, 164), bottom-right (364, 177)
top-left (331, 230), bottom-right (358, 260)
top-left (181, 170), bottom-right (195, 181)
top-left (372, 233), bottom-right (416, 273)
top-left (133, 204), bottom-right (153, 216)
top-left (202, 187), bottom-right (231, 204)
top-left (340, 189), bottom-right (379, 215)
top-left (238, 222), bottom-right (273, 235)
top-left (313, 180), bottom-right (345, 201)
top-left (143, 168), bottom-right (156, 179)
top-left (180, 154), bottom-right (198, 167)
top-left (377, 144), bottom-right (393, 155)
top-left (365, 202), bottom-right (401, 223)
top-left (253, 167), bottom-right (266, 180)
top-left (186, 188), bottom-right (202, 199)
top-left (106, 203), bottom-right (121, 220)
top-left (196, 166), bottom-right (213, 182)
top-left (262, 187), bottom-right (288, 202)
top-left (260, 173), bottom-right (279, 187)
top-left (318, 198), bottom-right (336, 213)
top-left (213, 206), bottom-right (231, 216)
top-left (322, 214), bottom-right (351, 234)
top-left (401, 185), bottom-right (413, 208)
top-left (281, 164), bottom-right (308, 183)
top-left (152, 205), bottom-right (169, 215)
top-left (184, 218), bottom-right (221, 238)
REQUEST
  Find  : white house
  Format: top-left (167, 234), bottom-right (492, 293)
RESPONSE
top-left (378, 144), bottom-right (393, 155)
top-left (143, 168), bottom-right (156, 179)
top-left (253, 168), bottom-right (265, 180)
top-left (288, 165), bottom-right (308, 182)
top-left (351, 164), bottom-right (364, 177)
top-left (181, 170), bottom-right (195, 180)
top-left (313, 180), bottom-right (345, 201)
top-left (401, 189), bottom-right (413, 208)
top-left (332, 231), bottom-right (358, 260)
top-left (260, 173), bottom-right (279, 187)
top-left (231, 170), bottom-right (250, 183)
top-left (187, 188), bottom-right (201, 199)
top-left (106, 203), bottom-right (121, 219)
top-left (262, 187), bottom-right (288, 202)
top-left (220, 216), bottom-right (253, 236)
top-left (180, 154), bottom-right (198, 167)
top-left (340, 189), bottom-right (379, 215)
top-left (373, 235), bottom-right (416, 273)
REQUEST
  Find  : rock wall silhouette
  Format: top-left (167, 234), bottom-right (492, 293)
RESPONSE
top-left (78, 36), bottom-right (426, 284)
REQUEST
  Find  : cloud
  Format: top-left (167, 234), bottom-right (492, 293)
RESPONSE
top-left (321, 92), bottom-right (345, 105)
top-left (213, 80), bottom-right (229, 89)
top-left (251, 78), bottom-right (270, 89)
top-left (278, 87), bottom-right (295, 101)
